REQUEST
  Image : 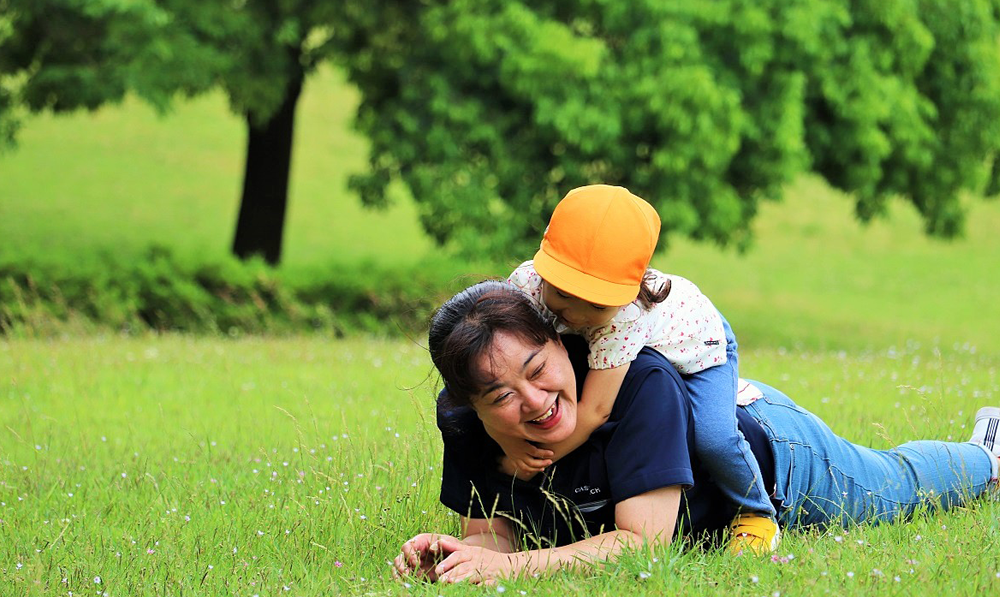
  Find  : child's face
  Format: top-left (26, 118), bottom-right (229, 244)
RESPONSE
top-left (540, 281), bottom-right (622, 329)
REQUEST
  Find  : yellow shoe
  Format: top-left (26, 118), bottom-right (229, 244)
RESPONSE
top-left (728, 513), bottom-right (780, 555)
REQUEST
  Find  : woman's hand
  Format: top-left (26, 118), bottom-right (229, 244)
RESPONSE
top-left (431, 536), bottom-right (523, 585)
top-left (393, 533), bottom-right (456, 581)
top-left (393, 533), bottom-right (520, 585)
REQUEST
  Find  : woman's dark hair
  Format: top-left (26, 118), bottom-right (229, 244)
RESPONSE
top-left (637, 268), bottom-right (671, 309)
top-left (429, 280), bottom-right (559, 408)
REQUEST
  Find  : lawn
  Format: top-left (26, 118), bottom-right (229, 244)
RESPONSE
top-left (2, 336), bottom-right (998, 596)
top-left (2, 65), bottom-right (1000, 595)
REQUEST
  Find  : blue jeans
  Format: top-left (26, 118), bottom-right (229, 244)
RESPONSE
top-left (684, 314), bottom-right (776, 518)
top-left (743, 382), bottom-right (995, 528)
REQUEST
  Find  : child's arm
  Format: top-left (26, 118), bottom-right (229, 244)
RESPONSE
top-left (483, 421), bottom-right (555, 480)
top-left (540, 363), bottom-right (630, 462)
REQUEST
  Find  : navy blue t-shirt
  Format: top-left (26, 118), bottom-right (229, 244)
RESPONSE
top-left (438, 335), bottom-right (774, 547)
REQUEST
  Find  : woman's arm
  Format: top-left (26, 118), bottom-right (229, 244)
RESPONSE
top-left (413, 486), bottom-right (681, 584)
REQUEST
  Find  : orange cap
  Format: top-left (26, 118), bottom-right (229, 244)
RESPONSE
top-left (533, 184), bottom-right (661, 307)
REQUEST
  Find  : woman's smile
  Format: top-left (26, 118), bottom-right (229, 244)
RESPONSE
top-left (527, 398), bottom-right (561, 429)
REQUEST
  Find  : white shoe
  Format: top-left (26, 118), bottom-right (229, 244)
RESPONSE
top-left (970, 407), bottom-right (1000, 457)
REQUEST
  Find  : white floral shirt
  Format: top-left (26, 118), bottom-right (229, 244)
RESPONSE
top-left (736, 379), bottom-right (765, 406)
top-left (507, 261), bottom-right (727, 373)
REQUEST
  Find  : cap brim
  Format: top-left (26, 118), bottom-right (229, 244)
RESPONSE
top-left (532, 248), bottom-right (640, 307)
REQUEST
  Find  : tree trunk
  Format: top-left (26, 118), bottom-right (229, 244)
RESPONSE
top-left (231, 69), bottom-right (304, 265)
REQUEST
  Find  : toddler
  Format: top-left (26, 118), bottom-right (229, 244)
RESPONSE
top-left (489, 184), bottom-right (779, 554)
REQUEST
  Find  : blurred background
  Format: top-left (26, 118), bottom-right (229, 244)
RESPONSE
top-left (2, 0), bottom-right (999, 353)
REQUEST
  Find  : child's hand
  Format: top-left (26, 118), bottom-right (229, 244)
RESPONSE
top-left (500, 443), bottom-right (554, 477)
top-left (500, 455), bottom-right (550, 481)
top-left (485, 422), bottom-right (554, 477)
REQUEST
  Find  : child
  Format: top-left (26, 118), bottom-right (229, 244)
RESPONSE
top-left (488, 184), bottom-right (779, 554)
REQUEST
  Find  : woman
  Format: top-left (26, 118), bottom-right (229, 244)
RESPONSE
top-left (394, 281), bottom-right (999, 584)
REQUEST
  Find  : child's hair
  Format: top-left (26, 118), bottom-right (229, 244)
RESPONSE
top-left (637, 269), bottom-right (671, 310)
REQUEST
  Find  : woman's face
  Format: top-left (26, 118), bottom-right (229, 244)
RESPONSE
top-left (471, 332), bottom-right (578, 444)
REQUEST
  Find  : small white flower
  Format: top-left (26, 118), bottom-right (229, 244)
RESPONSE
top-left (94, 576), bottom-right (101, 584)
top-left (638, 571), bottom-right (651, 579)
top-left (497, 587), bottom-right (506, 594)
top-left (847, 571), bottom-right (855, 578)
top-left (16, 563), bottom-right (23, 570)
top-left (751, 575), bottom-right (759, 583)
top-left (121, 472), bottom-right (127, 478)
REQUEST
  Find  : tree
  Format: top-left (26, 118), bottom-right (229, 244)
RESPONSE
top-left (342, 0), bottom-right (1000, 259)
top-left (137, 0), bottom-right (346, 265)
top-left (1, 0), bottom-right (342, 265)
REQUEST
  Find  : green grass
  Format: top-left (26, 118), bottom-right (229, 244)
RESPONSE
top-left (2, 336), bottom-right (999, 596)
top-left (657, 177), bottom-right (1000, 353)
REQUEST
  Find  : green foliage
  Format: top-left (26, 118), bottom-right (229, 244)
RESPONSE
top-left (0, 0), bottom-right (343, 121)
top-left (3, 0), bottom-right (1000, 263)
top-left (345, 0), bottom-right (1000, 259)
top-left (0, 247), bottom-right (454, 336)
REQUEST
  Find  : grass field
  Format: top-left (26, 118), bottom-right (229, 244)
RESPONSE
top-left (2, 337), bottom-right (999, 596)
top-left (2, 67), bottom-right (1000, 595)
